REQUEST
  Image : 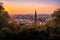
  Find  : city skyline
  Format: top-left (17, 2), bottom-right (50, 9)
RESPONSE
top-left (0, 0), bottom-right (60, 14)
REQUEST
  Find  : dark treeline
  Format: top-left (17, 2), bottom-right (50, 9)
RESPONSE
top-left (0, 28), bottom-right (57, 40)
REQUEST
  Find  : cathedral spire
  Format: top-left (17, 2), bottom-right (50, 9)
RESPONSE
top-left (34, 9), bottom-right (37, 25)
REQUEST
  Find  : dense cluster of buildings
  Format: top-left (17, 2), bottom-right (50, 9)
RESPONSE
top-left (10, 10), bottom-right (51, 25)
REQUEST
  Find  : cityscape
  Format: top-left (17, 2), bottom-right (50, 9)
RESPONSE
top-left (0, 0), bottom-right (60, 40)
top-left (10, 11), bottom-right (51, 25)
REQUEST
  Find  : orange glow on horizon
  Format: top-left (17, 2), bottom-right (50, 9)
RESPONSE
top-left (4, 3), bottom-right (60, 14)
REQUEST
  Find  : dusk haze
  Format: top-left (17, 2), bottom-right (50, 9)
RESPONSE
top-left (0, 0), bottom-right (60, 14)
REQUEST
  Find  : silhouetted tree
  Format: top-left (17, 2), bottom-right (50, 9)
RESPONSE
top-left (0, 3), bottom-right (10, 29)
top-left (46, 9), bottom-right (60, 39)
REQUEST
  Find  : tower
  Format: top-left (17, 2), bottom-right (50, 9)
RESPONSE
top-left (34, 10), bottom-right (37, 25)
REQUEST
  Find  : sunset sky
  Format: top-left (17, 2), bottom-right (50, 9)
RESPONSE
top-left (0, 0), bottom-right (60, 14)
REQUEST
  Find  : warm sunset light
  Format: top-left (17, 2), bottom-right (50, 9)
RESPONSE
top-left (0, 0), bottom-right (60, 40)
top-left (0, 0), bottom-right (60, 14)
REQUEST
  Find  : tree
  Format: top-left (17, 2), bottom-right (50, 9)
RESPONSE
top-left (46, 9), bottom-right (60, 34)
top-left (51, 9), bottom-right (60, 18)
top-left (0, 27), bottom-right (13, 40)
top-left (0, 3), bottom-right (10, 29)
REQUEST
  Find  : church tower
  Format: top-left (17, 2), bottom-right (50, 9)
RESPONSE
top-left (34, 10), bottom-right (37, 25)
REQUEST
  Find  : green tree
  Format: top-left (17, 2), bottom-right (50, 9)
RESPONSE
top-left (0, 27), bottom-right (13, 39)
top-left (0, 4), bottom-right (10, 29)
top-left (46, 9), bottom-right (60, 34)
top-left (51, 9), bottom-right (60, 18)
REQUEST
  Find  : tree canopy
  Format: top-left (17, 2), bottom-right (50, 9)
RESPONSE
top-left (0, 4), bottom-right (10, 29)
top-left (46, 9), bottom-right (60, 34)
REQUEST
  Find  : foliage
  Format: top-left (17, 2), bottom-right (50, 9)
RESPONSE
top-left (0, 5), bottom-right (10, 29)
top-left (0, 28), bottom-right (49, 40)
top-left (46, 9), bottom-right (60, 34)
top-left (51, 9), bottom-right (60, 18)
top-left (0, 27), bottom-right (13, 40)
